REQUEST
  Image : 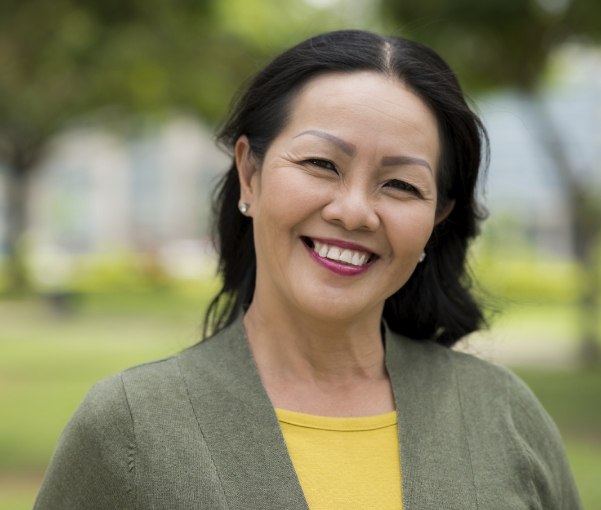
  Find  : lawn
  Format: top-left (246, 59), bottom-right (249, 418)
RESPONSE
top-left (1, 291), bottom-right (599, 509)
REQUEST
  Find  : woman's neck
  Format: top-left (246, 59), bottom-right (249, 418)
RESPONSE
top-left (242, 303), bottom-right (394, 416)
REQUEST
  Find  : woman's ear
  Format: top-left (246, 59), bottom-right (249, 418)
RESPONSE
top-left (235, 135), bottom-right (260, 213)
top-left (434, 199), bottom-right (455, 226)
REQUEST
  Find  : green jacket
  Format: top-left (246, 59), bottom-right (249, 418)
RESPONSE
top-left (35, 318), bottom-right (582, 509)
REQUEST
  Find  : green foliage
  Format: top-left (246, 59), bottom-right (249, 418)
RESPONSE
top-left (0, 0), bottom-right (377, 148)
top-left (0, 1), bottom-right (251, 291)
top-left (0, 248), bottom-right (220, 296)
top-left (69, 252), bottom-right (168, 293)
top-left (0, 0), bottom-right (257, 144)
top-left (380, 0), bottom-right (601, 92)
top-left (0, 0), bottom-right (379, 292)
top-left (214, 0), bottom-right (380, 54)
top-left (474, 254), bottom-right (582, 305)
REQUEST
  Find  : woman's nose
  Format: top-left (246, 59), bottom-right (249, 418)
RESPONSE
top-left (320, 187), bottom-right (380, 231)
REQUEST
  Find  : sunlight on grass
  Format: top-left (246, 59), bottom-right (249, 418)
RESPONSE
top-left (564, 438), bottom-right (601, 510)
top-left (0, 474), bottom-right (41, 510)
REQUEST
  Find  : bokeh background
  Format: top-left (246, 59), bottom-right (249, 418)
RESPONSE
top-left (1, 0), bottom-right (600, 508)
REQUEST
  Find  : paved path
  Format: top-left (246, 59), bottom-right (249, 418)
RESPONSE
top-left (456, 330), bottom-right (582, 368)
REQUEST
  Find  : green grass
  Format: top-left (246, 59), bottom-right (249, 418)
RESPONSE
top-left (514, 368), bottom-right (601, 434)
top-left (1, 292), bottom-right (599, 509)
top-left (563, 438), bottom-right (601, 509)
top-left (0, 489), bottom-right (39, 510)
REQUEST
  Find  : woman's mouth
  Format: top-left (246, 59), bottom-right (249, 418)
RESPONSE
top-left (301, 237), bottom-right (376, 268)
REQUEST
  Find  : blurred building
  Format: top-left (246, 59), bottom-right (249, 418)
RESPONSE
top-left (24, 118), bottom-right (227, 254)
top-left (478, 44), bottom-right (601, 258)
top-left (0, 118), bottom-right (227, 286)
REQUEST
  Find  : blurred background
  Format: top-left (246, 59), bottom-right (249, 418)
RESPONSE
top-left (1, 0), bottom-right (600, 508)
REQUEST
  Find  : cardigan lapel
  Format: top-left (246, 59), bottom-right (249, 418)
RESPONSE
top-left (385, 328), bottom-right (478, 509)
top-left (177, 319), bottom-right (309, 510)
top-left (178, 317), bottom-right (477, 509)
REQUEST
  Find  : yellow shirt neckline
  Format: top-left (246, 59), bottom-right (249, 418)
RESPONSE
top-left (274, 408), bottom-right (397, 432)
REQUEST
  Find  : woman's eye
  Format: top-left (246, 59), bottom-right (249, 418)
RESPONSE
top-left (305, 159), bottom-right (337, 172)
top-left (385, 179), bottom-right (421, 196)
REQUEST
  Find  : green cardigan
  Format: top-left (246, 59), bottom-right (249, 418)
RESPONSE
top-left (35, 318), bottom-right (581, 509)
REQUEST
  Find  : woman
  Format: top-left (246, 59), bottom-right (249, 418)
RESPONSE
top-left (35, 30), bottom-right (581, 509)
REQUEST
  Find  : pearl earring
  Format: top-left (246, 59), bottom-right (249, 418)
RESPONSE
top-left (238, 202), bottom-right (249, 215)
top-left (418, 252), bottom-right (426, 263)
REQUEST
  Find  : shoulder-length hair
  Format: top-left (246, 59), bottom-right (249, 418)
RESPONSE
top-left (204, 29), bottom-right (489, 347)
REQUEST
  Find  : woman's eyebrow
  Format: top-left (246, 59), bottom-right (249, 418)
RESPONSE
top-left (294, 129), bottom-right (432, 173)
top-left (381, 155), bottom-right (432, 173)
top-left (294, 130), bottom-right (356, 156)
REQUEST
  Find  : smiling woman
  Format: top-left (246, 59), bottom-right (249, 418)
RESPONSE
top-left (35, 30), bottom-right (582, 510)
top-left (235, 72), bottom-right (441, 335)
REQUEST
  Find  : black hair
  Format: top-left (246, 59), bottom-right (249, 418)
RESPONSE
top-left (204, 29), bottom-right (489, 347)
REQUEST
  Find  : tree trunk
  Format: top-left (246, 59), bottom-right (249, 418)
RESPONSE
top-left (525, 92), bottom-right (601, 367)
top-left (3, 145), bottom-right (37, 293)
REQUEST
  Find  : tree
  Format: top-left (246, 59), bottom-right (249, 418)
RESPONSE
top-left (0, 0), bottom-right (258, 291)
top-left (0, 0), bottom-right (376, 293)
top-left (380, 0), bottom-right (601, 364)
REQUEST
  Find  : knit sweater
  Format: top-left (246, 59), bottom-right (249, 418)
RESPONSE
top-left (35, 318), bottom-right (582, 509)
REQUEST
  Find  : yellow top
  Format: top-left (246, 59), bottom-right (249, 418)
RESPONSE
top-left (276, 408), bottom-right (402, 510)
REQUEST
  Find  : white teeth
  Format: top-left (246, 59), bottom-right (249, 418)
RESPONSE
top-left (327, 247), bottom-right (341, 260)
top-left (339, 250), bottom-right (353, 264)
top-left (310, 239), bottom-right (371, 266)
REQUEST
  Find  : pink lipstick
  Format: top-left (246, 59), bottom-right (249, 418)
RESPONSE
top-left (302, 236), bottom-right (376, 276)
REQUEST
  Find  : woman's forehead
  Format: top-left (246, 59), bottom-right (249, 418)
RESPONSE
top-left (276, 71), bottom-right (440, 164)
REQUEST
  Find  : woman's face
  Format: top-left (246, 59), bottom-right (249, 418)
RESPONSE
top-left (237, 71), bottom-right (444, 324)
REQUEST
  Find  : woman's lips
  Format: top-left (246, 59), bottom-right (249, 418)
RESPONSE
top-left (301, 236), bottom-right (376, 276)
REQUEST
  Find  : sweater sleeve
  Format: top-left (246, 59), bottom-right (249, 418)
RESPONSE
top-left (34, 374), bottom-right (136, 510)
top-left (503, 369), bottom-right (583, 510)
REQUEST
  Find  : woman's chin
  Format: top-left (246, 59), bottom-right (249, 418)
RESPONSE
top-left (293, 297), bottom-right (381, 326)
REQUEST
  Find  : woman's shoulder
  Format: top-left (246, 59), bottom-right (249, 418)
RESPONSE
top-left (445, 342), bottom-right (554, 423)
top-left (387, 329), bottom-right (563, 442)
top-left (447, 343), bottom-right (532, 397)
top-left (388, 329), bottom-right (538, 403)
top-left (36, 338), bottom-right (234, 508)
top-left (449, 348), bottom-right (551, 423)
top-left (82, 355), bottom-right (179, 404)
top-left (449, 345), bottom-right (582, 506)
top-left (388, 332), bottom-right (581, 507)
top-left (83, 321), bottom-right (246, 414)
